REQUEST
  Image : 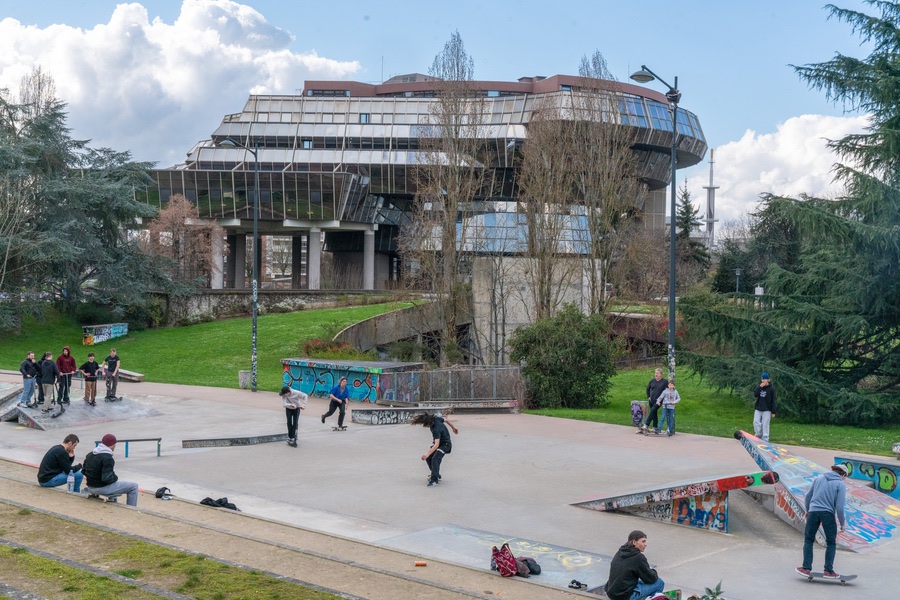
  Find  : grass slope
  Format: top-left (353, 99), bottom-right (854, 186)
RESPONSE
top-left (0, 302), bottom-right (416, 392)
top-left (528, 367), bottom-right (900, 457)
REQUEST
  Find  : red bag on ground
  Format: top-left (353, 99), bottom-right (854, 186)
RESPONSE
top-left (491, 542), bottom-right (517, 577)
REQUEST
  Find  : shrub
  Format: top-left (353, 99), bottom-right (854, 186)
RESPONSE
top-left (301, 338), bottom-right (376, 361)
top-left (509, 304), bottom-right (619, 409)
top-left (76, 302), bottom-right (119, 326)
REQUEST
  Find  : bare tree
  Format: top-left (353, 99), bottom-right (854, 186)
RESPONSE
top-left (401, 31), bottom-right (490, 365)
top-left (573, 52), bottom-right (644, 313)
top-left (143, 194), bottom-right (222, 285)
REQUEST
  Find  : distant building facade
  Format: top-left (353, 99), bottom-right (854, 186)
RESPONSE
top-left (143, 73), bottom-right (707, 291)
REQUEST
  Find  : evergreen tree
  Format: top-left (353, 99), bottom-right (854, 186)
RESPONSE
top-left (0, 68), bottom-right (186, 330)
top-left (673, 182), bottom-right (710, 284)
top-left (680, 1), bottom-right (900, 427)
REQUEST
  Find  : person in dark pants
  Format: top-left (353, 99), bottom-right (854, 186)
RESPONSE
top-left (797, 464), bottom-right (848, 579)
top-left (56, 345), bottom-right (77, 404)
top-left (103, 348), bottom-right (121, 399)
top-left (321, 376), bottom-right (350, 428)
top-left (79, 353), bottom-right (101, 406)
top-left (39, 352), bottom-right (60, 413)
top-left (411, 413), bottom-right (458, 487)
top-left (279, 385), bottom-right (308, 447)
top-left (640, 368), bottom-right (668, 434)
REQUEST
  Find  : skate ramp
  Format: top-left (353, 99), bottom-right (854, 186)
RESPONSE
top-left (736, 430), bottom-right (899, 552)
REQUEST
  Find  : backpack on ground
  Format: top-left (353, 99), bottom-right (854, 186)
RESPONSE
top-left (490, 542), bottom-right (517, 577)
top-left (200, 496), bottom-right (240, 511)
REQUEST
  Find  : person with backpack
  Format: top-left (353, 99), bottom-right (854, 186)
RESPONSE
top-left (604, 530), bottom-right (665, 600)
top-left (411, 413), bottom-right (458, 487)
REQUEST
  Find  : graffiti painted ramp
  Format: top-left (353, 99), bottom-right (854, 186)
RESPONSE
top-left (736, 430), bottom-right (899, 552)
top-left (572, 471), bottom-right (778, 533)
top-left (379, 525), bottom-right (611, 591)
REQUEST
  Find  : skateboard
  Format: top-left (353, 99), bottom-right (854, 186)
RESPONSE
top-left (104, 396), bottom-right (124, 402)
top-left (797, 571), bottom-right (857, 585)
top-left (87, 493), bottom-right (119, 503)
top-left (332, 426), bottom-right (347, 431)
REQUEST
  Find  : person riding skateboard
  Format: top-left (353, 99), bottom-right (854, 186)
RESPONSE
top-left (796, 464), bottom-right (848, 580)
top-left (321, 376), bottom-right (350, 429)
top-left (411, 413), bottom-right (458, 487)
top-left (279, 385), bottom-right (308, 447)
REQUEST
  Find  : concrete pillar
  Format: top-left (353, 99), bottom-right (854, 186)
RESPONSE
top-left (291, 235), bottom-right (304, 289)
top-left (211, 232), bottom-right (224, 289)
top-left (234, 233), bottom-right (247, 289)
top-left (308, 228), bottom-right (321, 290)
top-left (363, 229), bottom-right (375, 290)
top-left (225, 234), bottom-right (237, 288)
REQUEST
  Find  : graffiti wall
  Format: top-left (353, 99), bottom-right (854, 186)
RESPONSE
top-left (82, 322), bottom-right (128, 346)
top-left (835, 457), bottom-right (900, 499)
top-left (737, 430), bottom-right (900, 552)
top-left (281, 358), bottom-right (423, 403)
top-left (573, 471), bottom-right (776, 533)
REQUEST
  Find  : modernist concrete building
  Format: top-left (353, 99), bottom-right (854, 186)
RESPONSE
top-left (144, 73), bottom-right (707, 291)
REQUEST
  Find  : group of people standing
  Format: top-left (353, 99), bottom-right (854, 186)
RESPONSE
top-left (18, 347), bottom-right (122, 411)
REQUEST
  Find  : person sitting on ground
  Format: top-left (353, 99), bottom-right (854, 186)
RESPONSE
top-left (37, 434), bottom-right (83, 492)
top-left (604, 530), bottom-right (666, 600)
top-left (82, 434), bottom-right (140, 506)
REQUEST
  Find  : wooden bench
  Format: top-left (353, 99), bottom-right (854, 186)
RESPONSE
top-left (95, 437), bottom-right (161, 458)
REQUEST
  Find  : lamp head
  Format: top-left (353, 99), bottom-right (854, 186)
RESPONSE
top-left (630, 68), bottom-right (655, 84)
top-left (219, 138), bottom-right (241, 149)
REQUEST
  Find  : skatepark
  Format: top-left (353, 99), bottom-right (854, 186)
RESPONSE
top-left (0, 373), bottom-right (896, 599)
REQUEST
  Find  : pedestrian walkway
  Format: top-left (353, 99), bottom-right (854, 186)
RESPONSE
top-left (0, 373), bottom-right (894, 598)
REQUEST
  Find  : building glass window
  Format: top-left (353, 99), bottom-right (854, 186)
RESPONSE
top-left (360, 113), bottom-right (370, 124)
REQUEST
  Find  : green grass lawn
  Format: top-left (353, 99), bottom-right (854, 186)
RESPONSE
top-left (528, 367), bottom-right (900, 457)
top-left (0, 302), bottom-right (415, 392)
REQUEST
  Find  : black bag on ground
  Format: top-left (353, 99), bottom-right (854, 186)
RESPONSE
top-left (200, 496), bottom-right (240, 511)
top-left (155, 486), bottom-right (172, 499)
top-left (520, 557), bottom-right (541, 575)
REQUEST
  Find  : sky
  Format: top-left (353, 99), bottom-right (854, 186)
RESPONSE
top-left (0, 0), bottom-right (876, 226)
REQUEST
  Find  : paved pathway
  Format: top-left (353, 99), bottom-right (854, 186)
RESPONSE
top-left (0, 373), bottom-right (896, 598)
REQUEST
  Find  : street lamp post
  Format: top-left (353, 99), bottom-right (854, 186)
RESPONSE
top-left (735, 267), bottom-right (742, 296)
top-left (631, 65), bottom-right (681, 383)
top-left (221, 137), bottom-right (260, 392)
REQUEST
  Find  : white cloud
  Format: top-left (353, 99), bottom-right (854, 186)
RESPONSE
top-left (0, 0), bottom-right (361, 166)
top-left (686, 113), bottom-right (870, 227)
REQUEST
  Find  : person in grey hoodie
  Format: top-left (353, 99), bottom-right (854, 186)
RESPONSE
top-left (82, 434), bottom-right (139, 506)
top-left (604, 530), bottom-right (665, 600)
top-left (796, 464), bottom-right (848, 579)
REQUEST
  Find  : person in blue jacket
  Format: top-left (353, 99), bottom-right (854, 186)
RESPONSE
top-left (321, 376), bottom-right (350, 428)
top-left (796, 464), bottom-right (847, 579)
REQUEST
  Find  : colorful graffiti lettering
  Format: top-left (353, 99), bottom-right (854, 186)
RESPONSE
top-left (836, 457), bottom-right (900, 499)
top-left (82, 322), bottom-right (129, 346)
top-left (674, 492), bottom-right (728, 532)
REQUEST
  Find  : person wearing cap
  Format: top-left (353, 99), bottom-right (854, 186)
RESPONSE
top-left (797, 464), bottom-right (848, 579)
top-left (279, 385), bottom-right (308, 448)
top-left (603, 529), bottom-right (665, 600)
top-left (752, 372), bottom-right (776, 441)
top-left (82, 434), bottom-right (139, 506)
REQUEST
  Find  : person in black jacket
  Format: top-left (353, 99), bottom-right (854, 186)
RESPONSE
top-left (38, 352), bottom-right (60, 413)
top-left (604, 530), bottom-right (665, 600)
top-left (37, 434), bottom-right (83, 492)
top-left (411, 413), bottom-right (458, 487)
top-left (82, 434), bottom-right (139, 506)
top-left (18, 351), bottom-right (38, 408)
top-left (641, 369), bottom-right (668, 434)
top-left (753, 372), bottom-right (776, 442)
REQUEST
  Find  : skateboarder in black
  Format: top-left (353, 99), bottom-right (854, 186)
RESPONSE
top-left (796, 464), bottom-right (848, 579)
top-left (103, 348), bottom-right (121, 400)
top-left (411, 413), bottom-right (458, 487)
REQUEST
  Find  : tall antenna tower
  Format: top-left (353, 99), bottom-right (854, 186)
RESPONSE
top-left (702, 149), bottom-right (719, 249)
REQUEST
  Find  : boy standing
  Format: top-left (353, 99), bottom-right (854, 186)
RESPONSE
top-left (39, 352), bottom-right (60, 414)
top-left (753, 373), bottom-right (776, 442)
top-left (18, 351), bottom-right (38, 408)
top-left (56, 345), bottom-right (77, 404)
top-left (104, 348), bottom-right (121, 400)
top-left (79, 353), bottom-right (101, 406)
top-left (657, 381), bottom-right (681, 436)
top-left (279, 385), bottom-right (308, 447)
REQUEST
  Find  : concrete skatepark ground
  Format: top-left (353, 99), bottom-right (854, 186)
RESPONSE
top-left (0, 372), bottom-right (896, 599)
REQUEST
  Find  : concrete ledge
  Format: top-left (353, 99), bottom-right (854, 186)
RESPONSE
top-left (351, 406), bottom-right (448, 426)
top-left (417, 400), bottom-right (518, 412)
top-left (182, 433), bottom-right (288, 448)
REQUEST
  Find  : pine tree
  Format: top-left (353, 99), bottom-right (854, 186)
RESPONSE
top-left (680, 1), bottom-right (900, 426)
